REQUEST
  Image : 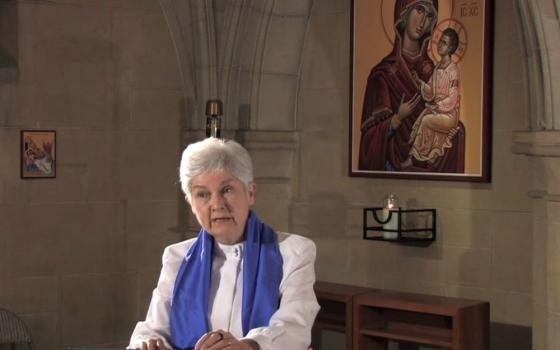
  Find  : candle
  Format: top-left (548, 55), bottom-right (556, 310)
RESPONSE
top-left (383, 195), bottom-right (399, 239)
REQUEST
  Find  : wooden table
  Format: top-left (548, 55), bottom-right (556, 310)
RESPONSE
top-left (312, 281), bottom-right (375, 350)
top-left (313, 281), bottom-right (489, 350)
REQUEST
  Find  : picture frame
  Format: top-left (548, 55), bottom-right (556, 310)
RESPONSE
top-left (21, 130), bottom-right (56, 179)
top-left (349, 0), bottom-right (493, 182)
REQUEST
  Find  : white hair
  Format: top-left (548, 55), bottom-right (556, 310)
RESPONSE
top-left (179, 137), bottom-right (254, 200)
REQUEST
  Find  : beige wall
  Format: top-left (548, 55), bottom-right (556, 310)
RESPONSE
top-left (0, 1), bottom-right (185, 349)
top-left (0, 0), bottom-right (536, 349)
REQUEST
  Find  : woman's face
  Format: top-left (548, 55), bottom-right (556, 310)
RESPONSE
top-left (405, 4), bottom-right (435, 41)
top-left (188, 171), bottom-right (255, 244)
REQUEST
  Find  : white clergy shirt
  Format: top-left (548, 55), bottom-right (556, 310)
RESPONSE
top-left (128, 231), bottom-right (320, 350)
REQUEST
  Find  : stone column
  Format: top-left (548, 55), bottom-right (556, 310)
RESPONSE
top-left (512, 131), bottom-right (560, 350)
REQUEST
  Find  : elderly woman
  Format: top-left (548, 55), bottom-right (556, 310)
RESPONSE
top-left (128, 138), bottom-right (320, 350)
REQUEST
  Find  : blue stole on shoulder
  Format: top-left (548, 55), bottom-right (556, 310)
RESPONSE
top-left (169, 211), bottom-right (283, 350)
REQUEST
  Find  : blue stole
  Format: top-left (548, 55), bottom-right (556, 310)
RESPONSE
top-left (169, 211), bottom-right (283, 350)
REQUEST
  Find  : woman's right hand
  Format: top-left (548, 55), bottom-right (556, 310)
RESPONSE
top-left (194, 330), bottom-right (258, 350)
top-left (139, 338), bottom-right (170, 350)
top-left (391, 94), bottom-right (421, 129)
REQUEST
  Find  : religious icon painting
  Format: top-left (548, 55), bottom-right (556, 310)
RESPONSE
top-left (349, 0), bottom-right (493, 182)
top-left (21, 130), bottom-right (56, 179)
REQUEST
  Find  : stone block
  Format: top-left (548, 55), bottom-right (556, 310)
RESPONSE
top-left (137, 269), bottom-right (161, 319)
top-left (56, 203), bottom-right (124, 274)
top-left (238, 13), bottom-right (262, 73)
top-left (491, 212), bottom-right (532, 293)
top-left (289, 200), bottom-right (362, 238)
top-left (9, 203), bottom-right (123, 276)
top-left (256, 73), bottom-right (297, 130)
top-left (118, 130), bottom-right (182, 200)
top-left (20, 312), bottom-right (59, 350)
top-left (532, 218), bottom-right (547, 306)
top-left (61, 273), bottom-right (137, 346)
top-left (252, 198), bottom-right (290, 233)
top-left (130, 89), bottom-right (185, 130)
top-left (16, 3), bottom-right (38, 84)
top-left (299, 132), bottom-right (345, 193)
top-left (550, 311), bottom-right (560, 350)
top-left (5, 276), bottom-right (59, 314)
top-left (298, 87), bottom-right (347, 131)
top-left (438, 208), bottom-right (492, 248)
top-left (272, 0), bottom-right (312, 16)
top-left (252, 182), bottom-right (291, 201)
top-left (547, 201), bottom-right (560, 224)
top-left (125, 200), bottom-right (184, 271)
top-left (8, 204), bottom-right (63, 276)
top-left (251, 148), bottom-right (294, 179)
top-left (262, 15), bottom-right (307, 75)
top-left (33, 22), bottom-right (114, 86)
top-left (490, 290), bottom-right (532, 326)
top-left (312, 0), bottom-right (349, 13)
top-left (383, 278), bottom-right (446, 296)
top-left (533, 302), bottom-right (547, 350)
top-left (301, 11), bottom-right (348, 90)
top-left (445, 285), bottom-right (489, 302)
top-left (361, 240), bottom-right (402, 283)
top-left (13, 84), bottom-right (113, 128)
top-left (35, 4), bottom-right (111, 41)
top-left (55, 130), bottom-right (117, 201)
top-left (306, 193), bottom-right (350, 237)
top-left (542, 158), bottom-right (560, 194)
top-left (27, 165), bottom-right (88, 203)
top-left (112, 10), bottom-right (181, 89)
top-left (0, 86), bottom-right (12, 126)
top-left (398, 245), bottom-right (446, 283)
top-left (314, 238), bottom-right (353, 283)
top-left (0, 130), bottom-right (21, 183)
top-left (444, 247), bottom-right (491, 288)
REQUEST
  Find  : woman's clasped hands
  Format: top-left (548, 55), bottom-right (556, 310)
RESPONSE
top-left (139, 339), bottom-right (170, 350)
top-left (194, 330), bottom-right (259, 350)
top-left (138, 331), bottom-right (259, 350)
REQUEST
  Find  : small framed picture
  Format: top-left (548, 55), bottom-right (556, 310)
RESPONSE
top-left (21, 130), bottom-right (56, 179)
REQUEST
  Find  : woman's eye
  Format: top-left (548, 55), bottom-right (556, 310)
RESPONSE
top-left (195, 192), bottom-right (210, 199)
top-left (222, 186), bottom-right (233, 194)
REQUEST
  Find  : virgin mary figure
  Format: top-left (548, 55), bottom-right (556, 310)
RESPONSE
top-left (359, 0), bottom-right (465, 173)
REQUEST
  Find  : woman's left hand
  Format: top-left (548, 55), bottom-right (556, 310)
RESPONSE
top-left (194, 330), bottom-right (259, 350)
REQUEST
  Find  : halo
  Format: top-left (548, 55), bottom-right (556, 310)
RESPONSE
top-left (429, 18), bottom-right (468, 64)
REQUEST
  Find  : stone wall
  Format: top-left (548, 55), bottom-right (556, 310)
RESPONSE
top-left (0, 1), bottom-right (185, 349)
top-left (0, 0), bottom-right (541, 350)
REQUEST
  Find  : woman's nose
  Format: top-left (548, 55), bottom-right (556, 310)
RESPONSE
top-left (209, 193), bottom-right (226, 209)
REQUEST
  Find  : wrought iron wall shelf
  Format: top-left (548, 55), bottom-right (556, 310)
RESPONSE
top-left (363, 207), bottom-right (436, 244)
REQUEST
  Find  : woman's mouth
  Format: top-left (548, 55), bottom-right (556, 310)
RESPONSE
top-left (212, 217), bottom-right (233, 223)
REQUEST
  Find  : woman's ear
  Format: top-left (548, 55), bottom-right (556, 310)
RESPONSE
top-left (248, 182), bottom-right (257, 205)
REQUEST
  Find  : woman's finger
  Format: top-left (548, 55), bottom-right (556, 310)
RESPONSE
top-left (194, 332), bottom-right (213, 350)
top-left (156, 339), bottom-right (167, 350)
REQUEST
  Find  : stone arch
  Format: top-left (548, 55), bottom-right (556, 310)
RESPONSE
top-left (515, 0), bottom-right (560, 131)
top-left (158, 0), bottom-right (313, 131)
